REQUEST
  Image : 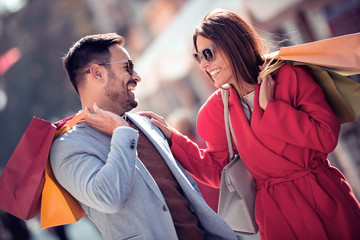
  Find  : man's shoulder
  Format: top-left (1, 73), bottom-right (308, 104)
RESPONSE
top-left (50, 122), bottom-right (112, 171)
top-left (52, 122), bottom-right (111, 154)
top-left (54, 122), bottom-right (94, 142)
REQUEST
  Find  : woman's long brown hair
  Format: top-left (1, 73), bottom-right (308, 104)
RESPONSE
top-left (193, 9), bottom-right (265, 97)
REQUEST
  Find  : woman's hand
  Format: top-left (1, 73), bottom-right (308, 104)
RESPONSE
top-left (258, 69), bottom-right (276, 111)
top-left (137, 111), bottom-right (172, 140)
top-left (85, 102), bottom-right (128, 135)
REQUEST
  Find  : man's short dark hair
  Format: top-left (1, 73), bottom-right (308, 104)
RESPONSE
top-left (62, 33), bottom-right (125, 94)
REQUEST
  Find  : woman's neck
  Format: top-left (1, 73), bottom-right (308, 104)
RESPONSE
top-left (233, 82), bottom-right (255, 97)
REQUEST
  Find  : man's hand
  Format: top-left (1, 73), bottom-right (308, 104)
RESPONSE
top-left (137, 111), bottom-right (172, 140)
top-left (85, 103), bottom-right (128, 135)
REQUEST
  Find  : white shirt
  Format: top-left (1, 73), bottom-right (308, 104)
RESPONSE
top-left (241, 91), bottom-right (255, 123)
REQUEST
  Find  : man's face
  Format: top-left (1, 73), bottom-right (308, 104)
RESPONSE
top-left (103, 44), bottom-right (141, 114)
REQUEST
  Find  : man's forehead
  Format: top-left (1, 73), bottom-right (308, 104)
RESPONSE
top-left (109, 44), bottom-right (130, 60)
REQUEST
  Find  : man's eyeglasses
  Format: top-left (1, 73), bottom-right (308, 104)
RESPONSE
top-left (85, 59), bottom-right (134, 75)
top-left (193, 45), bottom-right (216, 64)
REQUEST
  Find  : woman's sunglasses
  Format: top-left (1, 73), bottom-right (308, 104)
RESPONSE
top-left (193, 45), bottom-right (216, 64)
top-left (85, 59), bottom-right (134, 75)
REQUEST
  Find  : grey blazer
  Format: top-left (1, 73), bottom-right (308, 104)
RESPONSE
top-left (50, 112), bottom-right (237, 240)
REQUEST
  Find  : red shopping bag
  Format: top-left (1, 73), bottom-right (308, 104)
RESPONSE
top-left (0, 110), bottom-right (88, 225)
top-left (0, 117), bottom-right (56, 220)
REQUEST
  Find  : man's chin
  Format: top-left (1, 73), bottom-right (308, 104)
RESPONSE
top-left (132, 101), bottom-right (138, 109)
top-left (125, 99), bottom-right (138, 112)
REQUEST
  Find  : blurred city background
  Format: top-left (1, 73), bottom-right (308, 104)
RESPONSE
top-left (0, 0), bottom-right (359, 239)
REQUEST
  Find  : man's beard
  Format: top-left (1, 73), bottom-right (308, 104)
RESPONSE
top-left (105, 89), bottom-right (138, 113)
top-left (104, 73), bottom-right (138, 115)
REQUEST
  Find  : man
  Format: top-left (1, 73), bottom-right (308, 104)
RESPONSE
top-left (50, 33), bottom-right (237, 240)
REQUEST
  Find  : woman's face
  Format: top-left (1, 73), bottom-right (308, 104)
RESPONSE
top-left (195, 35), bottom-right (234, 88)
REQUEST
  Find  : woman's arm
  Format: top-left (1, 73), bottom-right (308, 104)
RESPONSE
top-left (139, 92), bottom-right (230, 187)
top-left (258, 65), bottom-right (340, 152)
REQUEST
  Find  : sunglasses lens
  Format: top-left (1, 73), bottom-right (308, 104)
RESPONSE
top-left (193, 53), bottom-right (201, 64)
top-left (203, 48), bottom-right (214, 62)
top-left (193, 45), bottom-right (215, 64)
top-left (128, 60), bottom-right (134, 75)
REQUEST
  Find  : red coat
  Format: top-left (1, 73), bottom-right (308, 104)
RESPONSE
top-left (171, 64), bottom-right (360, 239)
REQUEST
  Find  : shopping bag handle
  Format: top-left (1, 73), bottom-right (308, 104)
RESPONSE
top-left (55, 110), bottom-right (90, 138)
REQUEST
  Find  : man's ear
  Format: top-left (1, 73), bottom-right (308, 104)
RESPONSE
top-left (89, 64), bottom-right (105, 82)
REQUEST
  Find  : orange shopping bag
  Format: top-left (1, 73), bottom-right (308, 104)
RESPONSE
top-left (262, 33), bottom-right (360, 123)
top-left (40, 110), bottom-right (89, 228)
top-left (266, 32), bottom-right (360, 73)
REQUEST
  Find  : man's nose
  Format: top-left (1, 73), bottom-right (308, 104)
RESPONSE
top-left (131, 70), bottom-right (141, 82)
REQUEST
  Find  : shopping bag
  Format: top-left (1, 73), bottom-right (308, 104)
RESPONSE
top-left (262, 33), bottom-right (360, 123)
top-left (266, 32), bottom-right (360, 72)
top-left (0, 117), bottom-right (56, 220)
top-left (0, 110), bottom-right (88, 228)
top-left (40, 110), bottom-right (88, 228)
top-left (296, 62), bottom-right (359, 123)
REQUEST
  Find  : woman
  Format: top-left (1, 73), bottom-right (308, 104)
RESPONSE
top-left (142, 9), bottom-right (360, 240)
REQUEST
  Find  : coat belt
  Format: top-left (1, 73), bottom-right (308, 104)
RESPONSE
top-left (255, 160), bottom-right (335, 239)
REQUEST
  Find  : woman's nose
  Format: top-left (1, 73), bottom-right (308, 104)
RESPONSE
top-left (199, 58), bottom-right (209, 70)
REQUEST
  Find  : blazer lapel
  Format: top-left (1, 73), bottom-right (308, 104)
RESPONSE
top-left (126, 113), bottom-right (195, 191)
top-left (83, 119), bottom-right (168, 205)
top-left (134, 159), bottom-right (166, 204)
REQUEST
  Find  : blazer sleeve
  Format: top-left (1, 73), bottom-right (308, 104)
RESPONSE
top-left (258, 64), bottom-right (340, 153)
top-left (50, 125), bottom-right (139, 214)
top-left (171, 90), bottom-right (230, 187)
